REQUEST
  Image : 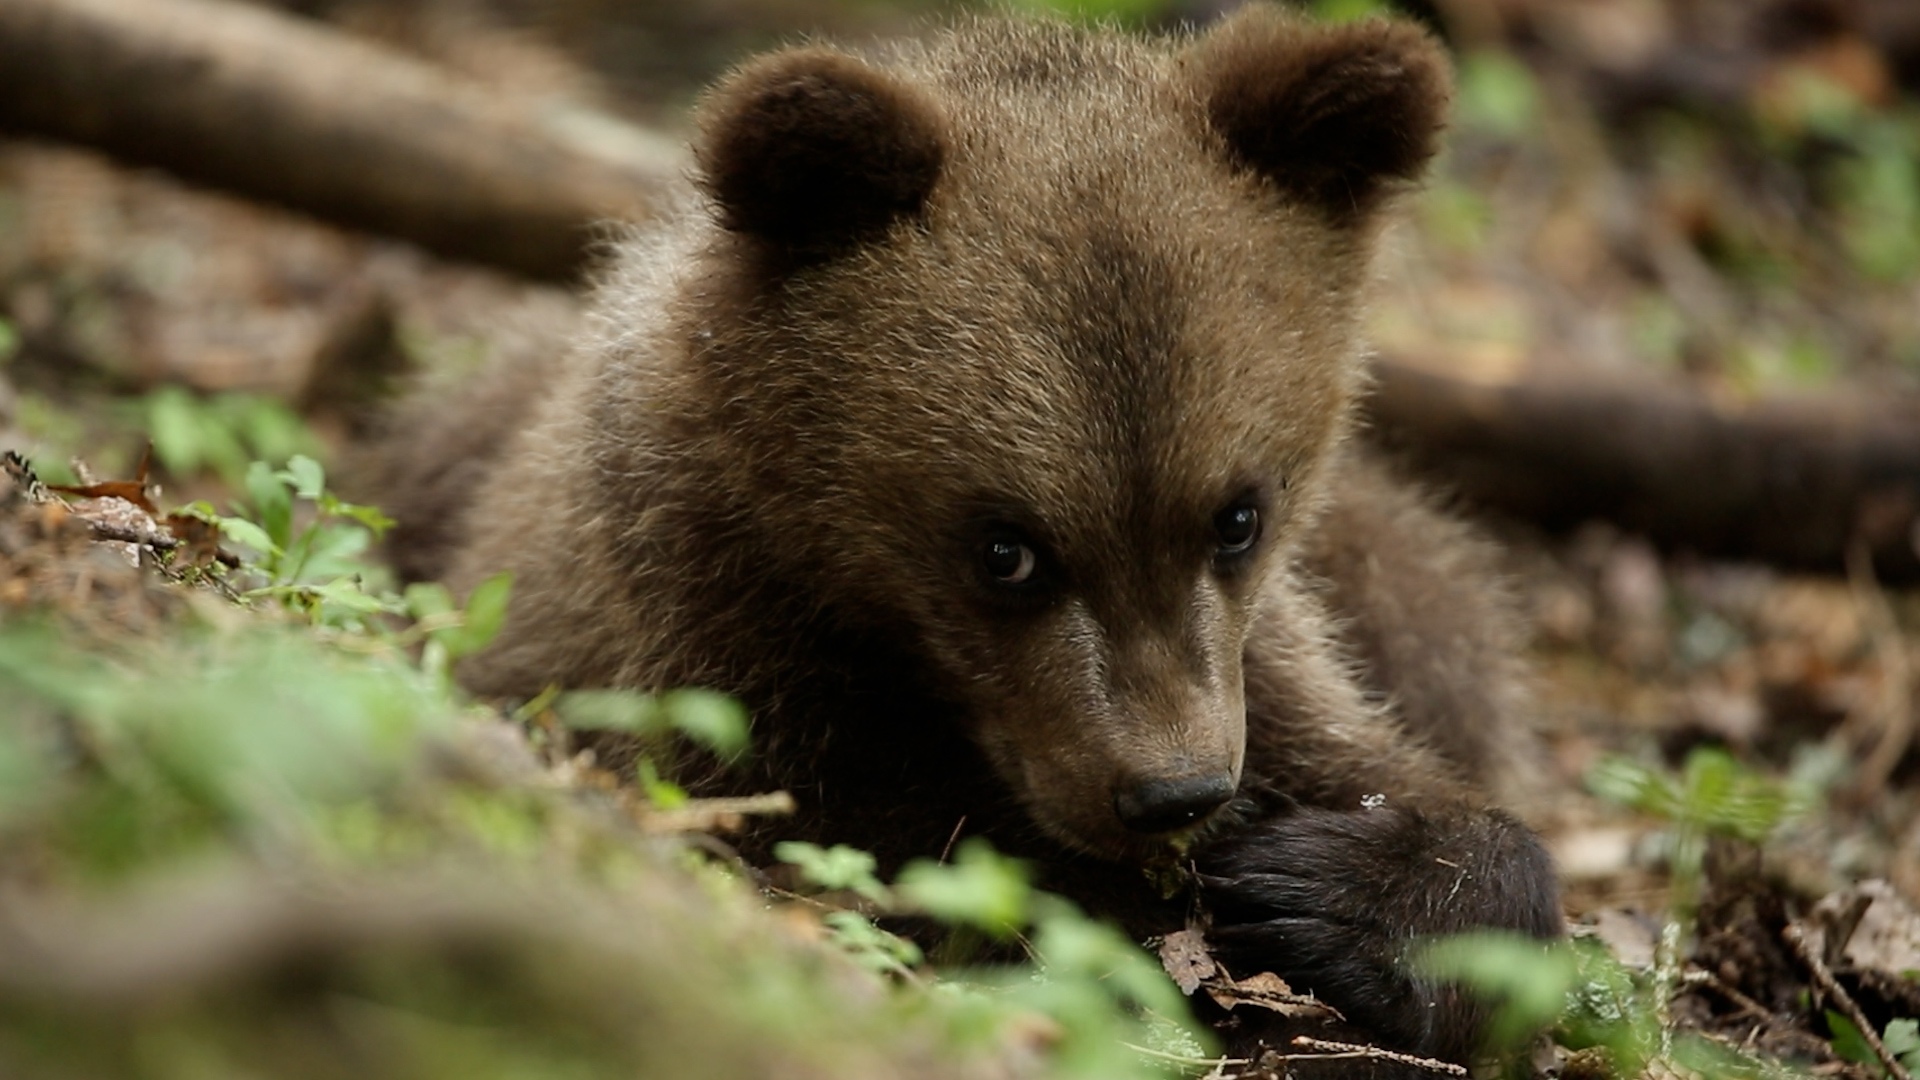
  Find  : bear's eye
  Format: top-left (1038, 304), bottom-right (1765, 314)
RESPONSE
top-left (982, 537), bottom-right (1038, 585)
top-left (1213, 502), bottom-right (1260, 557)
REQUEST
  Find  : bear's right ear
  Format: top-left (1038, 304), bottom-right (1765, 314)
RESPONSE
top-left (695, 48), bottom-right (947, 255)
top-left (1184, 8), bottom-right (1451, 226)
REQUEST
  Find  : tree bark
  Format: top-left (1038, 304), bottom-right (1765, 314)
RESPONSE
top-left (0, 0), bottom-right (681, 281)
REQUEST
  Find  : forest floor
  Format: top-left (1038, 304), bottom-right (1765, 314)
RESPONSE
top-left (0, 2), bottom-right (1916, 1079)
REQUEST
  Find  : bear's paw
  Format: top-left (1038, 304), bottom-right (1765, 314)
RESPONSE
top-left (1193, 803), bottom-right (1560, 1063)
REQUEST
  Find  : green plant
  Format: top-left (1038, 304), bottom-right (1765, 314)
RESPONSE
top-left (0, 591), bottom-right (1160, 1078)
top-left (0, 618), bottom-right (460, 879)
top-left (1586, 746), bottom-right (1812, 914)
top-left (776, 837), bottom-right (1211, 1077)
top-left (1417, 750), bottom-right (1818, 1079)
top-left (554, 688), bottom-right (750, 807)
top-left (1829, 1013), bottom-right (1920, 1078)
top-left (398, 575), bottom-right (514, 701)
top-left (142, 385), bottom-right (319, 486)
top-left (897, 839), bottom-right (1035, 940)
top-left (174, 454), bottom-right (403, 627)
top-left (3, 444), bottom-right (1223, 1078)
top-left (1419, 932), bottom-right (1667, 1072)
top-left (1832, 113), bottom-right (1920, 283)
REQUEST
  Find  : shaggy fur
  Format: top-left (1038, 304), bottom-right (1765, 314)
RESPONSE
top-left (369, 6), bottom-right (1561, 1064)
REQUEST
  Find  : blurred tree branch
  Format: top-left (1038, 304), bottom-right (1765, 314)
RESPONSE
top-left (1369, 360), bottom-right (1920, 582)
top-left (0, 0), bottom-right (680, 281)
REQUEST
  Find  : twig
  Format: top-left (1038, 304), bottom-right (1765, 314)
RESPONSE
top-left (1287, 1036), bottom-right (1467, 1076)
top-left (668, 792), bottom-right (796, 817)
top-left (1119, 1041), bottom-right (1248, 1069)
top-left (87, 520), bottom-right (180, 550)
top-left (938, 815), bottom-right (967, 864)
top-left (1681, 966), bottom-right (1772, 1021)
top-left (1783, 921), bottom-right (1915, 1080)
top-left (636, 791), bottom-right (796, 834)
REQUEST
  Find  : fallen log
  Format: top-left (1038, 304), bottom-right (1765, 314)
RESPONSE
top-left (0, 0), bottom-right (680, 281)
top-left (1368, 359), bottom-right (1920, 583)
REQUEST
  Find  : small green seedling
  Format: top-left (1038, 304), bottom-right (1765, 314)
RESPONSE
top-left (1829, 1013), bottom-right (1920, 1078)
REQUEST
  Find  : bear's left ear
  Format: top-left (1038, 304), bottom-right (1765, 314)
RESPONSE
top-left (1183, 8), bottom-right (1451, 225)
top-left (695, 47), bottom-right (948, 256)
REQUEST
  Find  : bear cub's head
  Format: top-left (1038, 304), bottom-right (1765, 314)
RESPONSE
top-left (681, 6), bottom-right (1449, 861)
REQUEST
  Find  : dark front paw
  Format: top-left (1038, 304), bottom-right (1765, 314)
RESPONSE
top-left (1193, 804), bottom-right (1561, 1063)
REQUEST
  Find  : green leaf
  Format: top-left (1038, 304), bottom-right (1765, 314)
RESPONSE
top-left (281, 455), bottom-right (325, 501)
top-left (1885, 1018), bottom-right (1920, 1069)
top-left (1587, 748), bottom-right (1801, 841)
top-left (299, 579), bottom-right (404, 625)
top-left (215, 516), bottom-right (279, 559)
top-left (1670, 1031), bottom-right (1774, 1080)
top-left (554, 690), bottom-right (661, 734)
top-left (433, 572), bottom-right (512, 660)
top-left (659, 689), bottom-right (749, 761)
top-left (776, 841), bottom-right (889, 904)
top-left (1829, 1010), bottom-right (1884, 1074)
top-left (1417, 932), bottom-right (1581, 1050)
top-left (0, 316), bottom-right (18, 364)
top-left (1678, 746), bottom-right (1795, 841)
top-left (1030, 903), bottom-right (1186, 1018)
top-left (1585, 756), bottom-right (1677, 817)
top-left (897, 839), bottom-right (1031, 939)
top-left (821, 910), bottom-right (922, 974)
top-left (404, 581), bottom-right (457, 622)
top-left (636, 757), bottom-right (687, 809)
top-left (244, 460), bottom-right (292, 553)
top-left (320, 495), bottom-right (396, 536)
top-left (146, 385), bottom-right (208, 477)
top-left (290, 524), bottom-right (373, 585)
top-left (233, 395), bottom-right (316, 467)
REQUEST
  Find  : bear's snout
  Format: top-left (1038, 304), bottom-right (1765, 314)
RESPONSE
top-left (1111, 772), bottom-right (1236, 834)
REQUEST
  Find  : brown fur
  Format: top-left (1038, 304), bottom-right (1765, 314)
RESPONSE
top-left (370, 6), bottom-right (1560, 1063)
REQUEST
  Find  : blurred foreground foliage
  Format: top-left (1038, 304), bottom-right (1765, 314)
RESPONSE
top-left (0, 454), bottom-right (1202, 1080)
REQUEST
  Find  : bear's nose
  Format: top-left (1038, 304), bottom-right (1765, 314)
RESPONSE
top-left (1112, 774), bottom-right (1236, 834)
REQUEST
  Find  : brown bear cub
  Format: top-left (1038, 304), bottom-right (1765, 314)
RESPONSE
top-left (372, 4), bottom-right (1561, 1065)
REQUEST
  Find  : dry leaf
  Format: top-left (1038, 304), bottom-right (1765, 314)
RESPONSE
top-left (1811, 880), bottom-right (1920, 976)
top-left (1158, 928), bottom-right (1217, 995)
top-left (163, 511), bottom-right (230, 570)
top-left (47, 445), bottom-right (158, 514)
top-left (1583, 908), bottom-right (1658, 970)
top-left (1204, 969), bottom-right (1339, 1019)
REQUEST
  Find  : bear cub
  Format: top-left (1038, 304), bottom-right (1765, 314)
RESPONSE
top-left (372, 5), bottom-right (1562, 1065)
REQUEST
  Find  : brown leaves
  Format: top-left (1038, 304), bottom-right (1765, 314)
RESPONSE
top-left (0, 451), bottom-right (184, 630)
top-left (1158, 928), bottom-right (1215, 995)
top-left (1155, 928), bottom-right (1341, 1020)
top-left (7, 448), bottom-right (241, 572)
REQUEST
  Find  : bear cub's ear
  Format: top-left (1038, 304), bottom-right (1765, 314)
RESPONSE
top-left (1186, 8), bottom-right (1451, 225)
top-left (696, 48), bottom-right (947, 255)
